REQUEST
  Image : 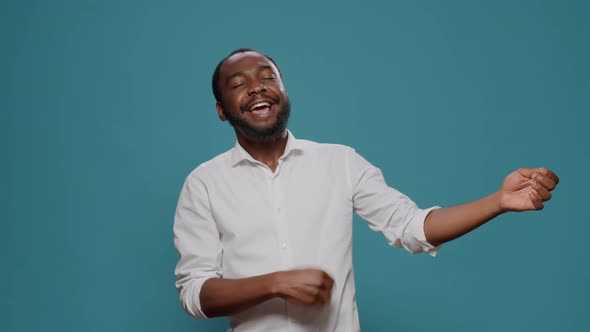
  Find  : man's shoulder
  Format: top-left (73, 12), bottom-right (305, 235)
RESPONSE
top-left (186, 148), bottom-right (234, 180)
top-left (296, 137), bottom-right (355, 152)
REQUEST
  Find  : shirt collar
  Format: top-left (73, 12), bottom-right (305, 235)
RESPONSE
top-left (228, 130), bottom-right (304, 167)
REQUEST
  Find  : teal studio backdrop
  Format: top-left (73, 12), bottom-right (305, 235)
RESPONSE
top-left (2, 0), bottom-right (589, 331)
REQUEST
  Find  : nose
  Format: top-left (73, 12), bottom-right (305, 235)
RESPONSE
top-left (247, 80), bottom-right (266, 95)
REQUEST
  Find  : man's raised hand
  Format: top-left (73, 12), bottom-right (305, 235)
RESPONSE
top-left (499, 167), bottom-right (559, 212)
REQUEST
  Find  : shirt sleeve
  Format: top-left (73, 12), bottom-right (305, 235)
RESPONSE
top-left (173, 171), bottom-right (223, 319)
top-left (350, 150), bottom-right (441, 256)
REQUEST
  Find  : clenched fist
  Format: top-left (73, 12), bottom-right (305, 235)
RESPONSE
top-left (272, 269), bottom-right (334, 306)
top-left (499, 167), bottom-right (559, 211)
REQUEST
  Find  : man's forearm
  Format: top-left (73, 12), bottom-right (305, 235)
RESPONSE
top-left (199, 273), bottom-right (279, 318)
top-left (424, 192), bottom-right (505, 246)
top-left (199, 268), bottom-right (333, 318)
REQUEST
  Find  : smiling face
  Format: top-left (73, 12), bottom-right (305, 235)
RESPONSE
top-left (215, 51), bottom-right (290, 141)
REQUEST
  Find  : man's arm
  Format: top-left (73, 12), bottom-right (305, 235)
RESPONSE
top-left (199, 269), bottom-right (334, 318)
top-left (424, 168), bottom-right (559, 246)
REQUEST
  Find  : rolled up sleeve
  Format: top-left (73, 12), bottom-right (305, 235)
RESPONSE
top-left (174, 171), bottom-right (222, 319)
top-left (350, 150), bottom-right (442, 256)
top-left (400, 206), bottom-right (441, 256)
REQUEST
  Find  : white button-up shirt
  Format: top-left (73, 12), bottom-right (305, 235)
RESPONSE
top-left (174, 131), bottom-right (440, 331)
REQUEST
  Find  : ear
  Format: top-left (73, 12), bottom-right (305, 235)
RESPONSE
top-left (216, 102), bottom-right (227, 121)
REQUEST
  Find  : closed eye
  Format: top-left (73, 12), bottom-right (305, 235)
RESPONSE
top-left (232, 82), bottom-right (245, 89)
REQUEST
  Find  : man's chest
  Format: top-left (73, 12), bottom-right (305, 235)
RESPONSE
top-left (204, 160), bottom-right (354, 275)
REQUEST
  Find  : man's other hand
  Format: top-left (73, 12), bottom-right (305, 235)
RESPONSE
top-left (272, 269), bottom-right (334, 306)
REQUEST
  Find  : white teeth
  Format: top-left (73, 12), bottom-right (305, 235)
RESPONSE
top-left (249, 102), bottom-right (271, 111)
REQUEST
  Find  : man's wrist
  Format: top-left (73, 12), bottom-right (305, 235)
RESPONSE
top-left (491, 190), bottom-right (508, 215)
top-left (268, 271), bottom-right (284, 298)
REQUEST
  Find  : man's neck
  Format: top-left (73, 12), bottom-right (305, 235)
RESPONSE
top-left (236, 130), bottom-right (289, 172)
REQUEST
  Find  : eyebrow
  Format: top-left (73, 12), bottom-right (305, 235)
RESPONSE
top-left (225, 65), bottom-right (275, 85)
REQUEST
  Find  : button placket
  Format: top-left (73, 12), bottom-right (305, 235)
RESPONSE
top-left (272, 171), bottom-right (291, 268)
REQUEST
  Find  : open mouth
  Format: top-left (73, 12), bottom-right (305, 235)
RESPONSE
top-left (248, 101), bottom-right (272, 116)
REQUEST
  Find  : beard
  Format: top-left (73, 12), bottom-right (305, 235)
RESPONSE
top-left (223, 96), bottom-right (291, 142)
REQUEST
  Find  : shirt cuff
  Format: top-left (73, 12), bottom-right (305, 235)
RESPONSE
top-left (405, 206), bottom-right (442, 257)
top-left (178, 275), bottom-right (219, 319)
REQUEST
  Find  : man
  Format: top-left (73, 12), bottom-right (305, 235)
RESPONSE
top-left (174, 48), bottom-right (559, 331)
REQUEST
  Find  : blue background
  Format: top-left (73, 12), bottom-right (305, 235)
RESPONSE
top-left (3, 0), bottom-right (589, 331)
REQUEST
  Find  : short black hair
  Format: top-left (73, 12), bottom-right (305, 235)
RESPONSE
top-left (211, 48), bottom-right (282, 103)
